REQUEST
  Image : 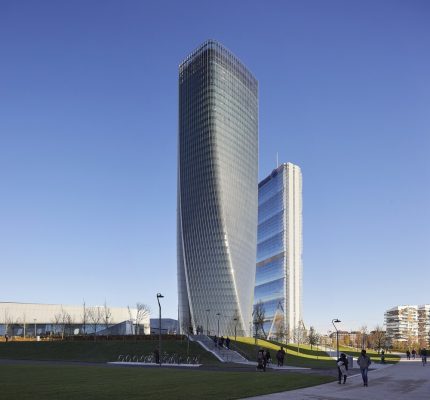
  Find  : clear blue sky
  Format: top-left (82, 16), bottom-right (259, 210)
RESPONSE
top-left (1, 0), bottom-right (429, 333)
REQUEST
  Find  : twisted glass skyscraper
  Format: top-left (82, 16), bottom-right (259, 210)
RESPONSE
top-left (254, 163), bottom-right (302, 339)
top-left (178, 40), bottom-right (258, 336)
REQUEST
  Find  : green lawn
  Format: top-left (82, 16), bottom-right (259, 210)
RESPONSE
top-left (232, 338), bottom-right (335, 369)
top-left (0, 340), bottom-right (218, 364)
top-left (337, 345), bottom-right (400, 363)
top-left (0, 364), bottom-right (335, 400)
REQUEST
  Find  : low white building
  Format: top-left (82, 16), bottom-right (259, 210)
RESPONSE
top-left (0, 302), bottom-right (150, 337)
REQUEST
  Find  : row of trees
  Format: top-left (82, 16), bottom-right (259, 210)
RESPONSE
top-left (2, 301), bottom-right (150, 339)
top-left (252, 301), bottom-right (400, 351)
top-left (253, 301), bottom-right (318, 347)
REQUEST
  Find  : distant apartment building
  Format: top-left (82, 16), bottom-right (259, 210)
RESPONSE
top-left (385, 305), bottom-right (430, 346)
top-left (418, 305), bottom-right (430, 344)
top-left (253, 163), bottom-right (302, 339)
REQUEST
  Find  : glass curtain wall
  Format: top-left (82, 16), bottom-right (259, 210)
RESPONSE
top-left (254, 163), bottom-right (302, 340)
top-left (178, 40), bottom-right (258, 336)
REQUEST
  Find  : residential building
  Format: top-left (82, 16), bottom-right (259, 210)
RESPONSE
top-left (385, 305), bottom-right (430, 346)
top-left (418, 305), bottom-right (430, 346)
top-left (385, 305), bottom-right (418, 343)
top-left (254, 163), bottom-right (302, 340)
top-left (177, 40), bottom-right (258, 336)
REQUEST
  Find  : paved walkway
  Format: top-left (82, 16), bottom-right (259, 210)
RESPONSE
top-left (243, 359), bottom-right (430, 400)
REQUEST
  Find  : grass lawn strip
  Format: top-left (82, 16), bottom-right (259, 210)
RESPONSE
top-left (0, 364), bottom-right (335, 400)
top-left (233, 338), bottom-right (335, 369)
top-left (337, 345), bottom-right (400, 363)
top-left (0, 340), bottom-right (217, 364)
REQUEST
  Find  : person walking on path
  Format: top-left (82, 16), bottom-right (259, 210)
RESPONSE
top-left (265, 349), bottom-right (271, 365)
top-left (276, 347), bottom-right (286, 367)
top-left (406, 350), bottom-right (411, 360)
top-left (336, 353), bottom-right (349, 384)
top-left (357, 349), bottom-right (372, 386)
top-left (257, 349), bottom-right (265, 372)
top-left (225, 337), bottom-right (230, 350)
top-left (412, 349), bottom-right (416, 359)
top-left (420, 348), bottom-right (427, 366)
top-left (380, 350), bottom-right (386, 364)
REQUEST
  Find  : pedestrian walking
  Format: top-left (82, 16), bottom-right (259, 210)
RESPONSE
top-left (213, 335), bottom-right (218, 349)
top-left (276, 347), bottom-right (285, 367)
top-left (380, 350), bottom-right (385, 364)
top-left (257, 349), bottom-right (265, 372)
top-left (406, 350), bottom-right (411, 360)
top-left (265, 349), bottom-right (271, 365)
top-left (262, 349), bottom-right (268, 371)
top-left (225, 337), bottom-right (230, 350)
top-left (336, 353), bottom-right (349, 384)
top-left (420, 348), bottom-right (427, 366)
top-left (412, 349), bottom-right (416, 359)
top-left (357, 349), bottom-right (372, 387)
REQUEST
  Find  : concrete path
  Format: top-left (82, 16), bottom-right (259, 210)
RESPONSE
top-left (243, 359), bottom-right (430, 400)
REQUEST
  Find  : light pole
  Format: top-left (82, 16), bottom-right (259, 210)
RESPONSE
top-left (157, 293), bottom-right (164, 365)
top-left (233, 318), bottom-right (238, 342)
top-left (216, 313), bottom-right (220, 337)
top-left (33, 319), bottom-right (37, 339)
top-left (332, 319), bottom-right (341, 359)
top-left (206, 309), bottom-right (210, 336)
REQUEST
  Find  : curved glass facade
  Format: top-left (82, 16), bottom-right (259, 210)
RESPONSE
top-left (178, 40), bottom-right (258, 336)
top-left (254, 163), bottom-right (302, 338)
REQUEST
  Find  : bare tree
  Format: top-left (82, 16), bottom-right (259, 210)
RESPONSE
top-left (284, 324), bottom-right (291, 345)
top-left (88, 306), bottom-right (103, 340)
top-left (128, 303), bottom-right (150, 335)
top-left (253, 301), bottom-right (267, 338)
top-left (65, 312), bottom-right (74, 337)
top-left (360, 325), bottom-right (368, 349)
top-left (52, 312), bottom-right (62, 337)
top-left (273, 314), bottom-right (285, 342)
top-left (307, 326), bottom-right (320, 350)
top-left (81, 301), bottom-right (88, 335)
top-left (371, 325), bottom-right (387, 352)
top-left (3, 310), bottom-right (13, 336)
top-left (53, 307), bottom-right (68, 339)
top-left (292, 324), bottom-right (306, 353)
top-left (103, 301), bottom-right (112, 337)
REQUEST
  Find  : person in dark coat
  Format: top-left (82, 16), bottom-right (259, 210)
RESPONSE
top-left (420, 348), bottom-right (427, 366)
top-left (276, 347), bottom-right (286, 366)
top-left (257, 349), bottom-right (265, 371)
top-left (265, 349), bottom-right (271, 365)
top-left (225, 337), bottom-right (230, 350)
top-left (336, 353), bottom-right (349, 384)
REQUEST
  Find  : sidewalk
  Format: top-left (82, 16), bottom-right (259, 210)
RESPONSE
top-left (242, 359), bottom-right (430, 400)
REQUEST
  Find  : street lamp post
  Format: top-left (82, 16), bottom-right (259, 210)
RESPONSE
top-left (206, 309), bottom-right (210, 336)
top-left (157, 293), bottom-right (164, 365)
top-left (216, 313), bottom-right (220, 337)
top-left (332, 319), bottom-right (341, 359)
